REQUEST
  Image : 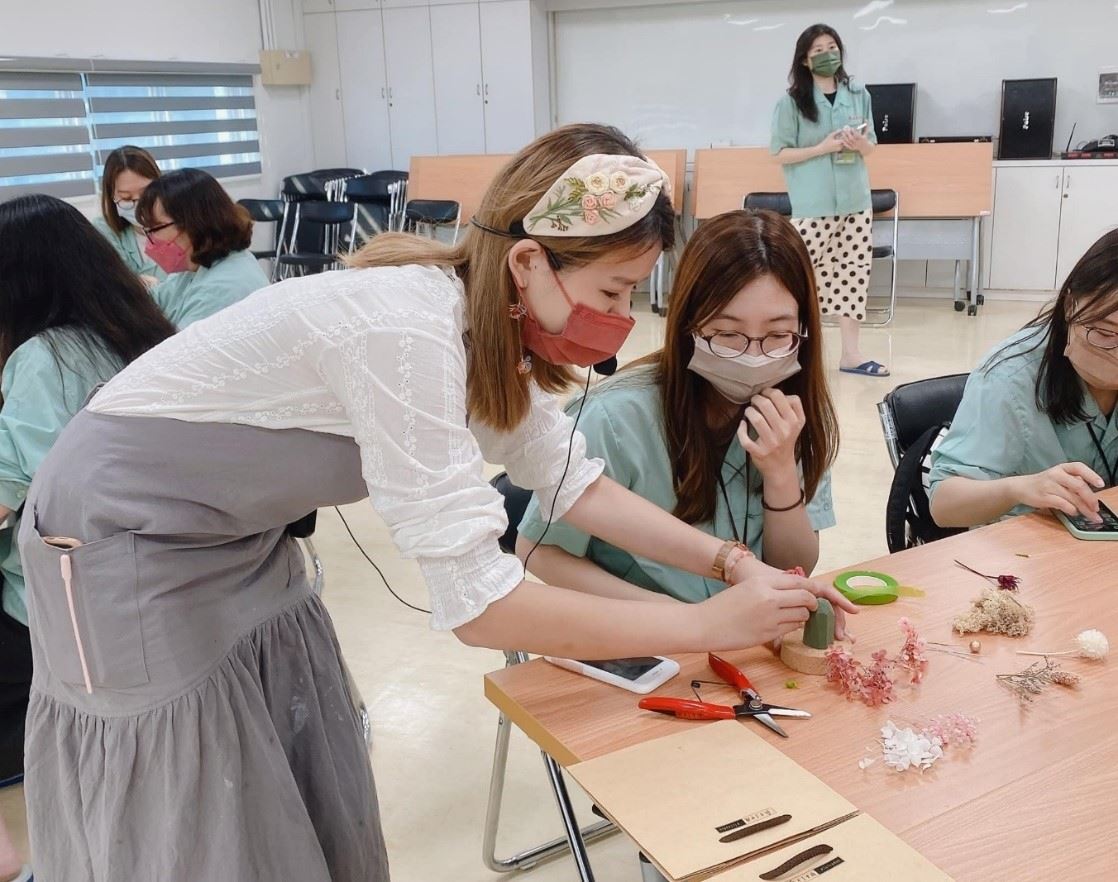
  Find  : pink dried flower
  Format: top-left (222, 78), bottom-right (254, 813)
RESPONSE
top-left (824, 618), bottom-right (930, 706)
top-left (920, 713), bottom-right (979, 748)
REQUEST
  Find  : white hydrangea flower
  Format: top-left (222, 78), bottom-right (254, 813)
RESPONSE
top-left (880, 721), bottom-right (943, 772)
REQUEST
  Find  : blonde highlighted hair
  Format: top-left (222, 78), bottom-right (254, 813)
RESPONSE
top-left (346, 123), bottom-right (674, 431)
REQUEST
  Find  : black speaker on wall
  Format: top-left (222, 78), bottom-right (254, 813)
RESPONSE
top-left (866, 83), bottom-right (916, 144)
top-left (998, 78), bottom-right (1057, 160)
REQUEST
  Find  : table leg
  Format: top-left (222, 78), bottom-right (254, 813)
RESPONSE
top-left (543, 751), bottom-right (598, 882)
top-left (968, 217), bottom-right (982, 316)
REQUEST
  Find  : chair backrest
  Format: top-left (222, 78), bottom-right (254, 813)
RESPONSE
top-left (880, 373), bottom-right (969, 553)
top-left (870, 188), bottom-right (898, 214)
top-left (880, 373), bottom-right (969, 465)
top-left (237, 198), bottom-right (285, 223)
top-left (344, 174), bottom-right (395, 204)
top-left (282, 168), bottom-right (365, 201)
top-left (406, 199), bottom-right (460, 225)
top-left (490, 472), bottom-right (533, 555)
top-left (743, 192), bottom-right (793, 216)
top-left (295, 200), bottom-right (358, 226)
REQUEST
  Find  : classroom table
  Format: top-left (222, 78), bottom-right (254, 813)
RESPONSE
top-left (485, 488), bottom-right (1118, 881)
top-left (692, 143), bottom-right (993, 316)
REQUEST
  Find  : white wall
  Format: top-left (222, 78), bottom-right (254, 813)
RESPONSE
top-left (553, 0), bottom-right (1118, 152)
top-left (0, 0), bottom-right (314, 207)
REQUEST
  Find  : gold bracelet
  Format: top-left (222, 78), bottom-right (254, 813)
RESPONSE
top-left (712, 539), bottom-right (754, 584)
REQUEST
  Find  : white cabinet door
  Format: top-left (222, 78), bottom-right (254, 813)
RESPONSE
top-left (430, 3), bottom-right (486, 155)
top-left (383, 6), bottom-right (440, 166)
top-left (988, 166), bottom-right (1063, 291)
top-left (336, 9), bottom-right (392, 171)
top-left (336, 0), bottom-right (379, 9)
top-left (303, 13), bottom-right (348, 169)
top-left (479, 0), bottom-right (536, 153)
top-left (1055, 166), bottom-right (1118, 288)
top-left (302, 0), bottom-right (336, 13)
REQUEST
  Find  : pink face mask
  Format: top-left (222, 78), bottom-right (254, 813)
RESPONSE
top-left (144, 235), bottom-right (190, 275)
top-left (518, 267), bottom-right (635, 367)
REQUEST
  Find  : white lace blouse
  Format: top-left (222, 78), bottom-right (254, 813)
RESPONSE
top-left (90, 264), bottom-right (604, 630)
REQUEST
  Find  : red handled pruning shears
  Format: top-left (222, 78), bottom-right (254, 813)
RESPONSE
top-left (638, 653), bottom-right (811, 738)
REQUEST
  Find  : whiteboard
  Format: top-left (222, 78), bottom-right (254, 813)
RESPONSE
top-left (554, 0), bottom-right (1118, 152)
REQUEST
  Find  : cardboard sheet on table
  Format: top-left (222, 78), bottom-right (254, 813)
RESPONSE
top-left (568, 720), bottom-right (857, 882)
top-left (709, 813), bottom-right (953, 881)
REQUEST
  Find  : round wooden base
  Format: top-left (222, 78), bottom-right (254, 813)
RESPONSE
top-left (780, 633), bottom-right (830, 676)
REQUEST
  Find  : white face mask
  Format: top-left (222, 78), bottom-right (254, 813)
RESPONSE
top-left (687, 334), bottom-right (802, 404)
top-left (115, 201), bottom-right (138, 225)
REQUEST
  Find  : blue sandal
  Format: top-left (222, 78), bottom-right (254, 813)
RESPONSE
top-left (840, 360), bottom-right (890, 377)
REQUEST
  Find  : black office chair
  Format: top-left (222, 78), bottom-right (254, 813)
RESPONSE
top-left (274, 200), bottom-right (355, 278)
top-left (482, 473), bottom-right (616, 876)
top-left (742, 192), bottom-right (792, 215)
top-left (878, 374), bottom-right (970, 553)
top-left (237, 198), bottom-right (285, 265)
top-left (404, 199), bottom-right (461, 243)
top-left (342, 172), bottom-right (410, 248)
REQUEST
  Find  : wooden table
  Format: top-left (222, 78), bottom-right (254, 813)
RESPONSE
top-left (408, 149), bottom-right (688, 222)
top-left (485, 490), bottom-right (1118, 881)
top-left (692, 143), bottom-right (994, 315)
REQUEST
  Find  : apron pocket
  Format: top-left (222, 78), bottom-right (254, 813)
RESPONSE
top-left (22, 518), bottom-right (148, 690)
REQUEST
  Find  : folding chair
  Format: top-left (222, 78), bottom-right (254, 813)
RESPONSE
top-left (404, 199), bottom-right (461, 243)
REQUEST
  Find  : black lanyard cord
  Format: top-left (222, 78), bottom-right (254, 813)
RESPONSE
top-left (716, 456), bottom-right (750, 544)
top-left (1086, 423), bottom-right (1117, 488)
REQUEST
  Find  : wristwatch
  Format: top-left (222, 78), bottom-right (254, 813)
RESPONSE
top-left (712, 539), bottom-right (754, 584)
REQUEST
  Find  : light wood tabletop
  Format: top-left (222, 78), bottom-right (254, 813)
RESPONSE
top-left (485, 489), bottom-right (1118, 882)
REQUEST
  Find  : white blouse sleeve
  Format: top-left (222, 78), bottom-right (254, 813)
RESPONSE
top-left (471, 383), bottom-right (605, 522)
top-left (314, 313), bottom-right (524, 632)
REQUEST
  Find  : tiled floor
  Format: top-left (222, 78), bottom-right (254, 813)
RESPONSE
top-left (0, 294), bottom-right (1041, 881)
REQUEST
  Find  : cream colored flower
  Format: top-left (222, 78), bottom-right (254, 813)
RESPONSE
top-left (584, 172), bottom-right (610, 195)
top-left (609, 171), bottom-right (630, 192)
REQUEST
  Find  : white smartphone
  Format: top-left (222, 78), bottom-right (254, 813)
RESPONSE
top-left (1054, 500), bottom-right (1118, 541)
top-left (544, 656), bottom-right (680, 694)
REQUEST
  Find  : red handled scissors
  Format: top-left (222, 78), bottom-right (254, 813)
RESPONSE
top-left (638, 653), bottom-right (811, 738)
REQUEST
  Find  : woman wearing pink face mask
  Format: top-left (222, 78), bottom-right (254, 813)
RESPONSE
top-left (517, 210), bottom-right (841, 602)
top-left (930, 228), bottom-right (1118, 527)
top-left (137, 168), bottom-right (268, 328)
top-left (18, 125), bottom-right (854, 881)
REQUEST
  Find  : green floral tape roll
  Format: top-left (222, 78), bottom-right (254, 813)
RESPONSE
top-left (833, 570), bottom-right (900, 605)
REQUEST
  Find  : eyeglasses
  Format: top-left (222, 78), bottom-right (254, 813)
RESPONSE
top-left (696, 330), bottom-right (806, 359)
top-left (142, 220), bottom-right (175, 244)
top-left (1084, 326), bottom-right (1118, 351)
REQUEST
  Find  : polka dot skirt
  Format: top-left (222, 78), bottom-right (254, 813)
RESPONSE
top-left (791, 208), bottom-right (874, 321)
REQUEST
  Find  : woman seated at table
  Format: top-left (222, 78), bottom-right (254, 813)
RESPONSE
top-left (517, 209), bottom-right (840, 605)
top-left (92, 145), bottom-right (165, 283)
top-left (137, 168), bottom-right (269, 328)
top-left (0, 194), bottom-right (175, 787)
top-left (929, 229), bottom-right (1118, 528)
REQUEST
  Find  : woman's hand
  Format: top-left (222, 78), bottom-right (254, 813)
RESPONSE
top-left (819, 131), bottom-right (846, 155)
top-left (738, 389), bottom-right (805, 481)
top-left (840, 127), bottom-right (872, 155)
top-left (696, 570), bottom-right (856, 650)
top-left (1013, 462), bottom-right (1105, 522)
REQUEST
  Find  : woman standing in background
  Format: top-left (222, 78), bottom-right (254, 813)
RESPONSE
top-left (771, 24), bottom-right (886, 377)
top-left (91, 146), bottom-right (165, 283)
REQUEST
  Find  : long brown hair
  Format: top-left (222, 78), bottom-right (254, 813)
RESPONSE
top-left (646, 209), bottom-right (838, 524)
top-left (100, 145), bottom-right (161, 234)
top-left (990, 227), bottom-right (1118, 424)
top-left (345, 123), bottom-right (675, 431)
top-left (788, 24), bottom-right (849, 123)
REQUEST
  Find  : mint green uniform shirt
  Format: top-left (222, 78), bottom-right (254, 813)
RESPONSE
top-left (770, 80), bottom-right (877, 218)
top-left (91, 215), bottom-right (166, 281)
top-left (150, 249), bottom-right (269, 329)
top-left (1, 332), bottom-right (125, 625)
top-left (517, 368), bottom-right (836, 602)
top-left (929, 328), bottom-right (1118, 517)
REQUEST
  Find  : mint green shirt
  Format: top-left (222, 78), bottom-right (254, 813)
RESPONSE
top-left (770, 80), bottom-right (877, 218)
top-left (91, 215), bottom-right (166, 281)
top-left (1, 332), bottom-right (124, 625)
top-left (150, 249), bottom-right (269, 329)
top-left (929, 327), bottom-right (1118, 517)
top-left (517, 368), bottom-right (836, 603)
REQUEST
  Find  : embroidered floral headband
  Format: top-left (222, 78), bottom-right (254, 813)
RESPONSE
top-left (471, 153), bottom-right (670, 239)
